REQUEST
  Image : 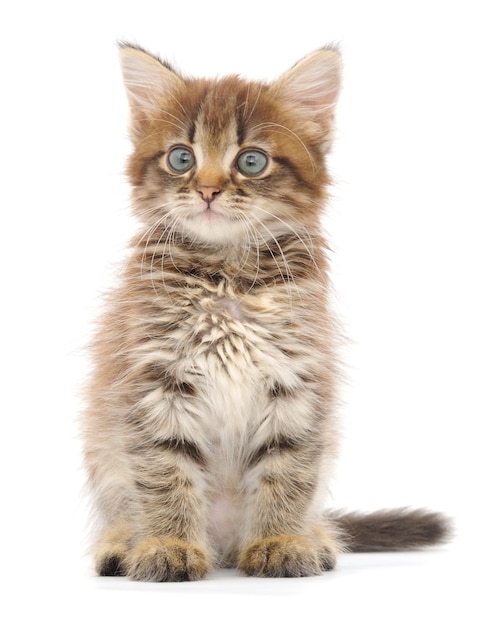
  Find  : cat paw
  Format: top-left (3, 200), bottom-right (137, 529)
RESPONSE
top-left (94, 520), bottom-right (133, 577)
top-left (128, 537), bottom-right (210, 582)
top-left (238, 535), bottom-right (334, 577)
top-left (96, 553), bottom-right (128, 577)
top-left (318, 545), bottom-right (337, 571)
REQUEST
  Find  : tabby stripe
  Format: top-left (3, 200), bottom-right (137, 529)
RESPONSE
top-left (188, 119), bottom-right (196, 143)
top-left (274, 155), bottom-right (307, 185)
top-left (246, 437), bottom-right (301, 468)
top-left (152, 437), bottom-right (206, 466)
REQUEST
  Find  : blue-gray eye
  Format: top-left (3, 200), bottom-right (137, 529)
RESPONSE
top-left (236, 149), bottom-right (268, 176)
top-left (167, 146), bottom-right (195, 173)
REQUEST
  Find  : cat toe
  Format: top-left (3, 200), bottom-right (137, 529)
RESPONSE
top-left (319, 548), bottom-right (337, 571)
top-left (128, 537), bottom-right (210, 582)
top-left (238, 535), bottom-right (327, 578)
top-left (97, 553), bottom-right (127, 577)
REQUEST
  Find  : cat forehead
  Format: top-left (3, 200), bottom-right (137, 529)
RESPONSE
top-left (189, 77), bottom-right (271, 142)
top-left (154, 77), bottom-right (275, 153)
top-left (194, 87), bottom-right (298, 163)
top-left (192, 122), bottom-right (240, 163)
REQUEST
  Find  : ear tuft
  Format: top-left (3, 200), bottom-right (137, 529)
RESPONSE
top-left (272, 47), bottom-right (342, 124)
top-left (118, 43), bottom-right (183, 114)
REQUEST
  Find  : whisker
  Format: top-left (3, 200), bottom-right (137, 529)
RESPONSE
top-left (234, 214), bottom-right (262, 293)
top-left (243, 84), bottom-right (263, 123)
top-left (166, 94), bottom-right (192, 124)
top-left (136, 206), bottom-right (173, 281)
top-left (134, 202), bottom-right (185, 300)
top-left (143, 110), bottom-right (189, 135)
top-left (247, 121), bottom-right (316, 173)
top-left (247, 214), bottom-right (298, 310)
top-left (252, 204), bottom-right (322, 275)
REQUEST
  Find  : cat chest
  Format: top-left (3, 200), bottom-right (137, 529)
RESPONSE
top-left (182, 292), bottom-right (283, 384)
top-left (182, 293), bottom-right (292, 441)
top-left (137, 286), bottom-right (312, 457)
top-left (163, 289), bottom-right (301, 417)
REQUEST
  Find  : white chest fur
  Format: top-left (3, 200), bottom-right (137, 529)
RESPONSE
top-left (135, 280), bottom-right (313, 464)
top-left (181, 293), bottom-right (281, 441)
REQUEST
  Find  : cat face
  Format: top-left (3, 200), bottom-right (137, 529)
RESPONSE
top-left (120, 45), bottom-right (341, 246)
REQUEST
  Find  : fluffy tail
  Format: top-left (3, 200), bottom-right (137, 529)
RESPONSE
top-left (330, 508), bottom-right (452, 552)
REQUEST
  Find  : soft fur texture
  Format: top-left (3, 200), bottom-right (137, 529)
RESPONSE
top-left (82, 44), bottom-right (449, 581)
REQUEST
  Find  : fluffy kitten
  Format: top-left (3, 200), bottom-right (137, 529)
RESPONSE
top-left (82, 44), bottom-right (449, 581)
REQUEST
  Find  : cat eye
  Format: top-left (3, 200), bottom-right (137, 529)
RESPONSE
top-left (167, 146), bottom-right (195, 173)
top-left (236, 149), bottom-right (268, 177)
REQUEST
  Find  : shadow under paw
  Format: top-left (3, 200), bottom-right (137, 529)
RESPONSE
top-left (128, 537), bottom-right (210, 582)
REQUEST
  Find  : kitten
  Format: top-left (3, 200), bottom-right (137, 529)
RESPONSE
top-left (82, 43), bottom-right (449, 581)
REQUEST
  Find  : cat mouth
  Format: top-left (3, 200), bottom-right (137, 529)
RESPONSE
top-left (181, 203), bottom-right (245, 243)
top-left (181, 204), bottom-right (227, 226)
top-left (199, 205), bottom-right (227, 222)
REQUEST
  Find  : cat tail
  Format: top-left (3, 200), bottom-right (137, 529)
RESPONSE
top-left (329, 508), bottom-right (452, 552)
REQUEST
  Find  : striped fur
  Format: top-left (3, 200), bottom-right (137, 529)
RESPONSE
top-left (82, 45), bottom-right (449, 581)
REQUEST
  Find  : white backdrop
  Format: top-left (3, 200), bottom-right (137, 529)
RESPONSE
top-left (1, 1), bottom-right (487, 623)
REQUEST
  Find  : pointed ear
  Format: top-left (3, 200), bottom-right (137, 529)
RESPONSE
top-left (118, 43), bottom-right (183, 117)
top-left (272, 47), bottom-right (341, 124)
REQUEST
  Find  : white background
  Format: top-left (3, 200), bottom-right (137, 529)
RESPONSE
top-left (1, 1), bottom-right (487, 623)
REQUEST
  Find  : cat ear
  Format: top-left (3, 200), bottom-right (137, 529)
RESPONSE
top-left (118, 43), bottom-right (183, 116)
top-left (272, 47), bottom-right (341, 123)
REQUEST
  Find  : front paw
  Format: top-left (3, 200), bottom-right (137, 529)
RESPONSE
top-left (238, 535), bottom-right (334, 578)
top-left (96, 553), bottom-right (128, 577)
top-left (128, 537), bottom-right (210, 582)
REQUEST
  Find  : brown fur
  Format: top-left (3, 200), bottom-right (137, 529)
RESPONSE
top-left (82, 44), bottom-right (450, 582)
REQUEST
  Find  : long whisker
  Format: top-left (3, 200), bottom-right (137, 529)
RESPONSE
top-left (234, 214), bottom-right (262, 293)
top-left (135, 203), bottom-right (184, 299)
top-left (252, 204), bottom-right (322, 275)
top-left (247, 213), bottom-right (299, 310)
top-left (161, 212), bottom-right (184, 276)
top-left (143, 110), bottom-right (189, 135)
top-left (166, 94), bottom-right (192, 124)
top-left (243, 84), bottom-right (263, 123)
top-left (136, 207), bottom-right (173, 283)
top-left (247, 121), bottom-right (316, 174)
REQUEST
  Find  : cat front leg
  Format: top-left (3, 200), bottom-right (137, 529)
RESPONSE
top-left (238, 390), bottom-right (339, 577)
top-left (126, 434), bottom-right (213, 582)
top-left (95, 518), bottom-right (134, 577)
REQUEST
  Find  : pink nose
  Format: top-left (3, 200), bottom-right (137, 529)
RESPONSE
top-left (197, 186), bottom-right (221, 204)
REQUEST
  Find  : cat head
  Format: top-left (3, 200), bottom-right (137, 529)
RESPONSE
top-left (119, 43), bottom-right (341, 246)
